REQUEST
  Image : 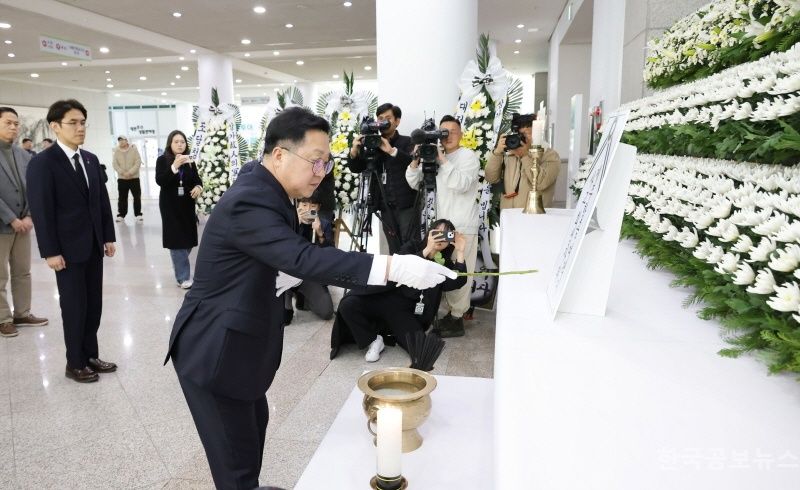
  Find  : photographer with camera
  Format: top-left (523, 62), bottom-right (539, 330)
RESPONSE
top-left (406, 115), bottom-right (480, 338)
top-left (348, 103), bottom-right (416, 252)
top-left (485, 113), bottom-right (561, 210)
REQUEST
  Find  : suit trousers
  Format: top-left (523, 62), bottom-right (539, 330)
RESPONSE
top-left (443, 234), bottom-right (478, 317)
top-left (178, 375), bottom-right (269, 490)
top-left (55, 244), bottom-right (103, 369)
top-left (117, 178), bottom-right (142, 217)
top-left (0, 231), bottom-right (31, 324)
top-left (338, 292), bottom-right (421, 350)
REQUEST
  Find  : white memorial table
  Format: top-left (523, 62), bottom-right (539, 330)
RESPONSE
top-left (295, 375), bottom-right (493, 489)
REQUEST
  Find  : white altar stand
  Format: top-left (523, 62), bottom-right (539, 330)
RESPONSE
top-left (494, 208), bottom-right (800, 490)
top-left (295, 375), bottom-right (493, 489)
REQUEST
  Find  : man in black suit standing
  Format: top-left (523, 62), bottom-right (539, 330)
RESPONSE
top-left (27, 99), bottom-right (117, 384)
top-left (165, 107), bottom-right (455, 490)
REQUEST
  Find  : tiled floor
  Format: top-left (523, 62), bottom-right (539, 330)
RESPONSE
top-left (0, 201), bottom-right (496, 489)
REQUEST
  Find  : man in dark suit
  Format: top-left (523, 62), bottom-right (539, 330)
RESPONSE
top-left (165, 107), bottom-right (455, 490)
top-left (27, 99), bottom-right (117, 384)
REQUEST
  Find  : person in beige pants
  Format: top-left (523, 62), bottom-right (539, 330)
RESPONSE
top-left (0, 107), bottom-right (48, 337)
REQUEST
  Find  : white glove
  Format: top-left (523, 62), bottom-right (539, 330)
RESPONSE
top-left (275, 271), bottom-right (303, 296)
top-left (387, 254), bottom-right (458, 290)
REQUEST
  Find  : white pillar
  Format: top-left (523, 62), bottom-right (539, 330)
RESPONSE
top-left (197, 55), bottom-right (234, 107)
top-left (376, 0), bottom-right (477, 134)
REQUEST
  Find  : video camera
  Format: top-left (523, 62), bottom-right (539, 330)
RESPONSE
top-left (359, 117), bottom-right (390, 163)
top-left (411, 118), bottom-right (449, 169)
top-left (505, 113), bottom-right (535, 150)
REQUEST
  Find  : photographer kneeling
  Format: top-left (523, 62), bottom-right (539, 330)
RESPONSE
top-left (331, 220), bottom-right (467, 362)
top-left (485, 113), bottom-right (561, 210)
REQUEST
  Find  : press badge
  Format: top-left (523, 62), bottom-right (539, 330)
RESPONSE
top-left (414, 293), bottom-right (425, 315)
top-left (177, 187), bottom-right (185, 196)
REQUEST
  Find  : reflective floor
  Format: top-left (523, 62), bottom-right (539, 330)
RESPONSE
top-left (0, 201), bottom-right (496, 489)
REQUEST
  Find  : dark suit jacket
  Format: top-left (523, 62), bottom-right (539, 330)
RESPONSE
top-left (26, 144), bottom-right (115, 262)
top-left (165, 163), bottom-right (375, 400)
top-left (348, 132), bottom-right (416, 210)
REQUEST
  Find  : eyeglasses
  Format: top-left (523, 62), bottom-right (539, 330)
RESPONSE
top-left (279, 146), bottom-right (333, 176)
top-left (59, 120), bottom-right (89, 128)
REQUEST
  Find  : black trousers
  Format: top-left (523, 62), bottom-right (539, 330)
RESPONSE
top-left (337, 292), bottom-right (422, 351)
top-left (178, 375), bottom-right (269, 490)
top-left (117, 178), bottom-right (142, 217)
top-left (54, 245), bottom-right (103, 369)
top-left (287, 281), bottom-right (333, 320)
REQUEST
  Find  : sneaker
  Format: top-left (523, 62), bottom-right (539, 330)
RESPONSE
top-left (365, 335), bottom-right (385, 362)
top-left (115, 216), bottom-right (124, 222)
top-left (439, 316), bottom-right (465, 338)
top-left (180, 280), bottom-right (193, 289)
top-left (13, 314), bottom-right (48, 327)
top-left (136, 215), bottom-right (143, 223)
top-left (0, 322), bottom-right (18, 337)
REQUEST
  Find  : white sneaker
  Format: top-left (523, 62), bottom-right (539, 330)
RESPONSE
top-left (180, 280), bottom-right (193, 289)
top-left (365, 335), bottom-right (385, 362)
top-left (136, 215), bottom-right (143, 223)
top-left (115, 216), bottom-right (124, 222)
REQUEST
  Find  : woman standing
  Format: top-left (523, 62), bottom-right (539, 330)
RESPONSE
top-left (156, 130), bottom-right (203, 289)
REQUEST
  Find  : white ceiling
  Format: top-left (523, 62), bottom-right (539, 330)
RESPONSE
top-left (0, 0), bottom-right (567, 103)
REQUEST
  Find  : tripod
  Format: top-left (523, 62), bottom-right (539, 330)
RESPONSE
top-left (413, 163), bottom-right (439, 242)
top-left (350, 157), bottom-right (404, 253)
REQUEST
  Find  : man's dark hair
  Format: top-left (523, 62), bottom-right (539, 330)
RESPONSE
top-left (0, 107), bottom-right (18, 118)
top-left (297, 187), bottom-right (324, 206)
top-left (376, 103), bottom-right (401, 119)
top-left (117, 136), bottom-right (127, 141)
top-left (164, 130), bottom-right (190, 157)
top-left (42, 138), bottom-right (53, 144)
top-left (512, 113), bottom-right (536, 128)
top-left (439, 115), bottom-right (459, 126)
top-left (46, 99), bottom-right (87, 123)
top-left (22, 138), bottom-right (32, 144)
top-left (264, 107), bottom-right (330, 155)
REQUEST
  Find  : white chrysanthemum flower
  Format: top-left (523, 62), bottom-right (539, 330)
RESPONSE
top-left (747, 269), bottom-right (777, 294)
top-left (768, 244), bottom-right (800, 272)
top-left (663, 226), bottom-right (679, 241)
top-left (732, 262), bottom-right (756, 285)
top-left (731, 235), bottom-right (754, 253)
top-left (775, 221), bottom-right (800, 242)
top-left (705, 245), bottom-right (725, 264)
top-left (747, 238), bottom-right (778, 262)
top-left (766, 282), bottom-right (800, 312)
top-left (715, 253), bottom-right (740, 274)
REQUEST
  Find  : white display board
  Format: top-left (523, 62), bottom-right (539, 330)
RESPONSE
top-left (546, 110), bottom-right (632, 317)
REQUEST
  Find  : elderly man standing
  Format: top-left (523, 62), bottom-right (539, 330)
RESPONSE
top-left (0, 107), bottom-right (48, 337)
top-left (112, 136), bottom-right (144, 223)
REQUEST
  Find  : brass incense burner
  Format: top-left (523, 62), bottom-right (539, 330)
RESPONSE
top-left (358, 367), bottom-right (437, 453)
top-left (523, 145), bottom-right (546, 214)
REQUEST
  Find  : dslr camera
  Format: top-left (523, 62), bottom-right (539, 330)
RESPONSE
top-left (504, 113), bottom-right (535, 150)
top-left (411, 118), bottom-right (450, 173)
top-left (359, 117), bottom-right (390, 166)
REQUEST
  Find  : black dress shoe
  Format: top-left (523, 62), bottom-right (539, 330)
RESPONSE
top-left (65, 366), bottom-right (99, 383)
top-left (88, 358), bottom-right (117, 373)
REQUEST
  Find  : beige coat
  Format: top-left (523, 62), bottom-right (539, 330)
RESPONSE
top-left (112, 145), bottom-right (143, 180)
top-left (484, 148), bottom-right (561, 210)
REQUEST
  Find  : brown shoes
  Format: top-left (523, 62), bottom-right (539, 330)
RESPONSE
top-left (0, 322), bottom-right (18, 337)
top-left (65, 366), bottom-right (99, 383)
top-left (13, 314), bottom-right (49, 327)
top-left (88, 358), bottom-right (117, 373)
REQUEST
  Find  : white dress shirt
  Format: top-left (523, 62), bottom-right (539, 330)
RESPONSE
top-left (56, 139), bottom-right (89, 188)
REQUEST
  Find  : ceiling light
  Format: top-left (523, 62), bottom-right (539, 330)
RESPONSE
top-left (293, 79), bottom-right (297, 83)
top-left (139, 76), bottom-right (147, 81)
top-left (30, 73), bottom-right (39, 78)
top-left (253, 6), bottom-right (266, 14)
top-left (364, 65), bottom-right (372, 71)
top-left (3, 40), bottom-right (11, 45)
top-left (179, 56), bottom-right (185, 61)
top-left (181, 66), bottom-right (189, 71)
top-left (170, 82), bottom-right (175, 86)
top-left (6, 53), bottom-right (14, 58)
top-left (285, 23), bottom-right (293, 29)
top-left (105, 70), bottom-right (111, 74)
top-left (161, 99), bottom-right (166, 103)
top-left (513, 50), bottom-right (520, 54)
top-left (0, 23), bottom-right (11, 29)
top-left (273, 50), bottom-right (280, 56)
top-left (517, 24), bottom-right (524, 28)
top-left (244, 53), bottom-right (250, 57)
top-left (161, 92), bottom-right (167, 96)
top-left (333, 74), bottom-right (339, 78)
top-left (146, 58), bottom-right (152, 62)
top-left (137, 89), bottom-right (141, 92)
top-left (172, 12), bottom-right (182, 18)
top-left (235, 79), bottom-right (242, 83)
top-left (61, 61), bottom-right (68, 66)
top-left (274, 88), bottom-right (279, 92)
top-left (296, 60), bottom-right (304, 65)
top-left (189, 49), bottom-right (196, 54)
top-left (343, 1), bottom-right (352, 6)
top-left (257, 84), bottom-right (262, 87)
top-left (106, 78), bottom-right (112, 82)
top-left (514, 39), bottom-right (522, 44)
top-left (175, 75), bottom-right (181, 79)
top-left (106, 84), bottom-right (114, 88)
top-left (527, 27), bottom-right (539, 32)
top-left (99, 46), bottom-right (110, 53)
top-left (114, 93), bottom-right (120, 97)
top-left (241, 38), bottom-right (251, 45)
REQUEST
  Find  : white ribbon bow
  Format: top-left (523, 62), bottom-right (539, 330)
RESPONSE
top-left (458, 57), bottom-right (509, 104)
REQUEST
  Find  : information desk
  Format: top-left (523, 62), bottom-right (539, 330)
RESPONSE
top-left (295, 375), bottom-right (493, 489)
top-left (495, 208), bottom-right (800, 489)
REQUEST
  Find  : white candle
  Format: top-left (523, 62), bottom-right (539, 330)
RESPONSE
top-left (376, 406), bottom-right (402, 478)
top-left (530, 120), bottom-right (546, 147)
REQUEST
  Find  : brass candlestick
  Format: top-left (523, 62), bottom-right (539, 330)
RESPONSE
top-left (523, 145), bottom-right (546, 214)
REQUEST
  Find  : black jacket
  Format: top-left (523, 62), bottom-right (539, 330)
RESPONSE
top-left (164, 163), bottom-right (375, 400)
top-left (26, 145), bottom-right (115, 262)
top-left (155, 154), bottom-right (203, 249)
top-left (348, 132), bottom-right (416, 210)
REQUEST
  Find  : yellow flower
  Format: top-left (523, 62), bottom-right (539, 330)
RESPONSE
top-left (339, 111), bottom-right (352, 122)
top-left (469, 99), bottom-right (484, 113)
